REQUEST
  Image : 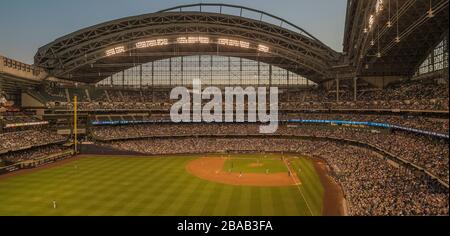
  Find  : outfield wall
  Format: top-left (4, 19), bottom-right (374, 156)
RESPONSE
top-left (80, 144), bottom-right (145, 156)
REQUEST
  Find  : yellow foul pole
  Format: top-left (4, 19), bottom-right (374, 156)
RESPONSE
top-left (74, 96), bottom-right (78, 153)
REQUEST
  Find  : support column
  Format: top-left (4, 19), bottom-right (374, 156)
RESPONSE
top-left (287, 71), bottom-right (290, 87)
top-left (169, 58), bottom-right (173, 86)
top-left (240, 58), bottom-right (243, 85)
top-left (181, 56), bottom-right (184, 85)
top-left (151, 62), bottom-right (154, 87)
top-left (139, 64), bottom-right (143, 89)
top-left (151, 62), bottom-right (155, 103)
top-left (210, 55), bottom-right (213, 85)
top-left (228, 57), bottom-right (231, 86)
top-left (445, 35), bottom-right (449, 81)
top-left (122, 71), bottom-right (125, 88)
top-left (257, 61), bottom-right (260, 86)
top-left (353, 77), bottom-right (358, 101)
top-left (269, 65), bottom-right (273, 87)
top-left (336, 75), bottom-right (340, 102)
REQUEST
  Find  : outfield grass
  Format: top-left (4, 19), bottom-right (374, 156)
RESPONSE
top-left (291, 157), bottom-right (325, 216)
top-left (0, 155), bottom-right (325, 216)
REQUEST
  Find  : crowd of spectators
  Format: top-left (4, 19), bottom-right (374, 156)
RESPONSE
top-left (282, 79), bottom-right (449, 111)
top-left (40, 78), bottom-right (449, 112)
top-left (87, 111), bottom-right (448, 134)
top-left (0, 128), bottom-right (66, 153)
top-left (100, 137), bottom-right (448, 216)
top-left (0, 112), bottom-right (43, 126)
top-left (91, 123), bottom-right (449, 181)
top-left (0, 144), bottom-right (68, 164)
top-left (285, 113), bottom-right (449, 134)
top-left (281, 99), bottom-right (448, 112)
top-left (0, 91), bottom-right (7, 107)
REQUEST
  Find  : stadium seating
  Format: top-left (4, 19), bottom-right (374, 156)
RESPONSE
top-left (97, 137), bottom-right (448, 216)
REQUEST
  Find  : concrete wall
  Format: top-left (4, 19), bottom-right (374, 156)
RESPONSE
top-left (360, 76), bottom-right (406, 89)
top-left (21, 92), bottom-right (44, 108)
top-left (0, 55), bottom-right (47, 82)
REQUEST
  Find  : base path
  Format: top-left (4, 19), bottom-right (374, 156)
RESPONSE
top-left (186, 157), bottom-right (298, 187)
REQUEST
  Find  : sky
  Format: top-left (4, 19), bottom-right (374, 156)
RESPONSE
top-left (0, 0), bottom-right (347, 64)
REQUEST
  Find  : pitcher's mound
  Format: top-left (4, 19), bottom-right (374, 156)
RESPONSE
top-left (186, 157), bottom-right (297, 187)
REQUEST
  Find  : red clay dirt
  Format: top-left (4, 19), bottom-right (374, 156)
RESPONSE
top-left (314, 160), bottom-right (347, 216)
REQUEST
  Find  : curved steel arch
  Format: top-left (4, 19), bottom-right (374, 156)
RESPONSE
top-left (157, 3), bottom-right (326, 45)
top-left (35, 4), bottom-right (340, 83)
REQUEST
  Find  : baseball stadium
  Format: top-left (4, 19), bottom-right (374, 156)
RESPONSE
top-left (0, 1), bottom-right (449, 216)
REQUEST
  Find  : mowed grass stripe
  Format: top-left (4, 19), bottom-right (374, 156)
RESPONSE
top-left (249, 187), bottom-right (262, 216)
top-left (225, 186), bottom-right (243, 216)
top-left (109, 158), bottom-right (184, 215)
top-left (270, 187), bottom-right (287, 216)
top-left (47, 158), bottom-right (153, 215)
top-left (291, 158), bottom-right (324, 216)
top-left (0, 160), bottom-right (105, 215)
top-left (180, 179), bottom-right (209, 216)
top-left (149, 159), bottom-right (195, 215)
top-left (87, 158), bottom-right (158, 216)
top-left (259, 188), bottom-right (276, 215)
top-left (299, 158), bottom-right (324, 214)
top-left (0, 155), bottom-right (325, 216)
top-left (64, 158), bottom-right (165, 216)
top-left (151, 160), bottom-right (195, 215)
top-left (93, 160), bottom-right (169, 210)
top-left (211, 185), bottom-right (234, 216)
top-left (200, 182), bottom-right (225, 215)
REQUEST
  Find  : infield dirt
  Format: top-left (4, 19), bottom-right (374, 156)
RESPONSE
top-left (186, 157), bottom-right (297, 187)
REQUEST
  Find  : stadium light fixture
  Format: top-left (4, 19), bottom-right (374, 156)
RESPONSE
top-left (218, 38), bottom-right (229, 45)
top-left (199, 37), bottom-right (210, 44)
top-left (177, 37), bottom-right (188, 44)
top-left (376, 0), bottom-right (384, 14)
top-left (258, 45), bottom-right (270, 53)
top-left (105, 46), bottom-right (125, 57)
top-left (368, 15), bottom-right (375, 30)
top-left (218, 38), bottom-right (253, 50)
top-left (240, 41), bottom-right (250, 49)
top-left (176, 36), bottom-right (211, 44)
top-left (136, 39), bottom-right (169, 49)
top-left (228, 39), bottom-right (241, 47)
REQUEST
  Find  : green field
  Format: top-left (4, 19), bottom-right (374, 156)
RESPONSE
top-left (223, 154), bottom-right (288, 173)
top-left (0, 155), bottom-right (325, 216)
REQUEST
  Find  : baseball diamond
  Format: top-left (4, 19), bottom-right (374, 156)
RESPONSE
top-left (0, 1), bottom-right (448, 217)
top-left (0, 154), bottom-right (344, 216)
